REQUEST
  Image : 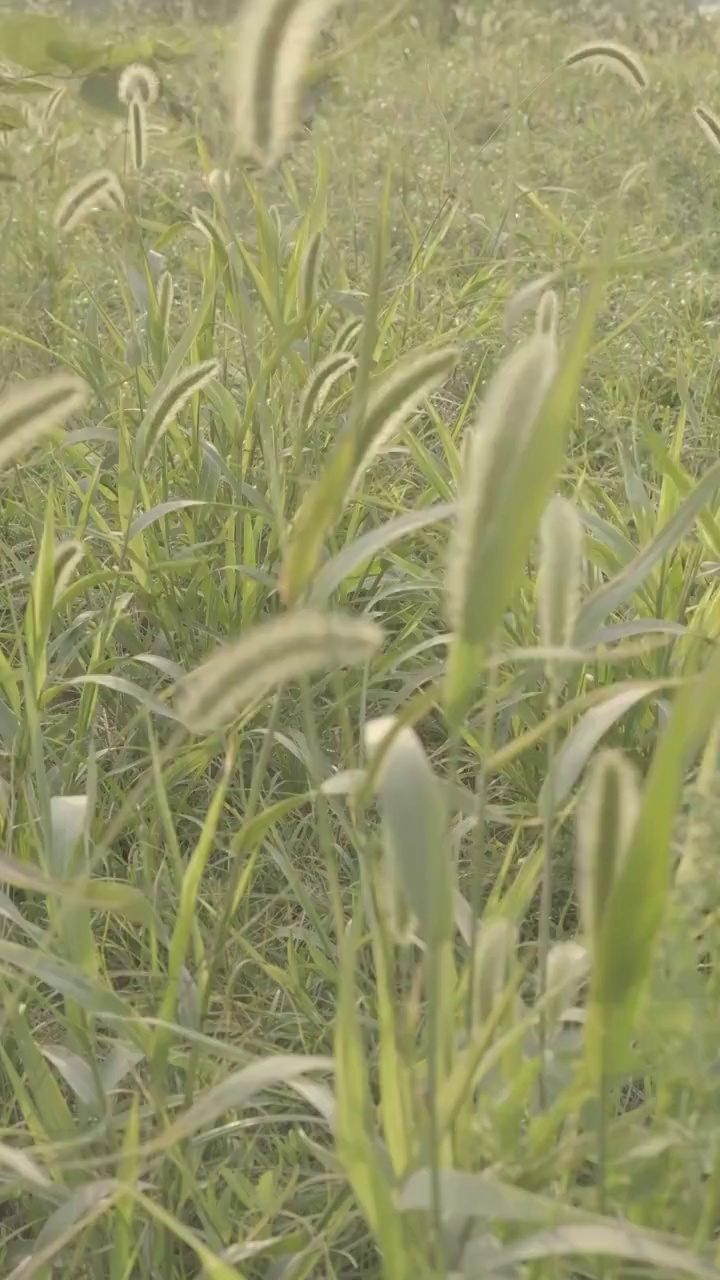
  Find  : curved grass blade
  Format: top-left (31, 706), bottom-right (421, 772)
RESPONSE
top-left (149, 1055), bottom-right (333, 1149)
top-left (575, 458), bottom-right (720, 644)
top-left (0, 940), bottom-right (142, 1029)
top-left (540, 680), bottom-right (665, 810)
top-left (466, 1223), bottom-right (718, 1280)
top-left (309, 501), bottom-right (456, 605)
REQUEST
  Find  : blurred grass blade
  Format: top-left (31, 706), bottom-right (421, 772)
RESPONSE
top-left (0, 1141), bottom-right (50, 1190)
top-left (464, 1223), bottom-right (717, 1279)
top-left (0, 373), bottom-right (88, 468)
top-left (15, 1180), bottom-right (121, 1280)
top-left (62, 673), bottom-right (179, 722)
top-left (472, 918), bottom-right (517, 1028)
top-left (398, 1166), bottom-right (554, 1221)
top-left (0, 940), bottom-right (144, 1036)
top-left (504, 272), bottom-right (558, 333)
top-left (177, 610), bottom-right (383, 733)
top-left (152, 1055), bottom-right (332, 1148)
top-left (335, 919), bottom-right (408, 1275)
top-left (41, 1044), bottom-right (97, 1107)
top-left (310, 501), bottom-right (456, 605)
top-left (49, 795), bottom-right (87, 876)
top-left (545, 941), bottom-right (590, 1031)
top-left (540, 680), bottom-right (664, 809)
top-left (128, 498), bottom-right (208, 540)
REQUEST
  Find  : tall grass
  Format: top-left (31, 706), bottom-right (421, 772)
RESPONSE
top-left (2, 3), bottom-right (720, 1278)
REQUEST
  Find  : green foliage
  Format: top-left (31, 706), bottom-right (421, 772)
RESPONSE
top-left (4, 1), bottom-right (720, 1278)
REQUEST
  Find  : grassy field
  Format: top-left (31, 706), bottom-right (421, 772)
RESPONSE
top-left (4, 1), bottom-right (720, 1276)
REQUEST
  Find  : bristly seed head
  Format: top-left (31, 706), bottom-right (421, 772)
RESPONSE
top-left (118, 63), bottom-right (160, 107)
top-left (564, 41), bottom-right (648, 91)
top-left (693, 104), bottom-right (720, 155)
top-left (226, 0), bottom-right (339, 169)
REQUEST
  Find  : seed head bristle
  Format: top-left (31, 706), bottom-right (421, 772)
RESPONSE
top-left (54, 169), bottom-right (125, 232)
top-left (565, 41), bottom-right (648, 91)
top-left (694, 104), bottom-right (720, 155)
top-left (118, 63), bottom-right (160, 106)
top-left (226, 0), bottom-right (339, 168)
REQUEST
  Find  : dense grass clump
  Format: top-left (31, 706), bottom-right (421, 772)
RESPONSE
top-left (3, 1), bottom-right (720, 1277)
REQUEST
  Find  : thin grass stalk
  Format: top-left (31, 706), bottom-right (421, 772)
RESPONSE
top-left (199, 690), bottom-right (285, 1025)
top-left (427, 948), bottom-right (447, 1279)
top-left (537, 674), bottom-right (558, 1109)
top-left (299, 678), bottom-right (345, 942)
top-left (465, 663), bottom-right (499, 1034)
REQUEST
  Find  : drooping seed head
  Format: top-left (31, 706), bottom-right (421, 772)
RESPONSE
top-left (693, 104), bottom-right (720, 155)
top-left (0, 374), bottom-right (89, 469)
top-left (53, 169), bottom-right (125, 232)
top-left (118, 63), bottom-right (160, 106)
top-left (564, 41), bottom-right (648, 91)
top-left (178, 611), bottom-right (383, 733)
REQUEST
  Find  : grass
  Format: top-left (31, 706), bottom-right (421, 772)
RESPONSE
top-left (3, 0), bottom-right (720, 1276)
